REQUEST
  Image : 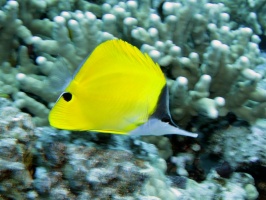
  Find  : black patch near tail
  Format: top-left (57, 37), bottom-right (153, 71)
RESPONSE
top-left (151, 85), bottom-right (173, 124)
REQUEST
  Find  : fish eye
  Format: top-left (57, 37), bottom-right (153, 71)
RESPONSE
top-left (62, 92), bottom-right (72, 102)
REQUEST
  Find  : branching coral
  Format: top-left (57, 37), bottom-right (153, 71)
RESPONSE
top-left (0, 0), bottom-right (266, 128)
top-left (211, 0), bottom-right (266, 35)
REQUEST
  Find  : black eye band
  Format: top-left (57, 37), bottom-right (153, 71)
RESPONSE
top-left (62, 92), bottom-right (72, 102)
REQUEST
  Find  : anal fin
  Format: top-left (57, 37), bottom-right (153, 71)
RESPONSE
top-left (129, 118), bottom-right (198, 137)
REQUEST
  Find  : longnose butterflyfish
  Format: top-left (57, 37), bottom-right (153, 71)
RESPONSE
top-left (49, 40), bottom-right (197, 137)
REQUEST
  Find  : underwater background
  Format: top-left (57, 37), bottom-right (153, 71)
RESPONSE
top-left (0, 0), bottom-right (266, 199)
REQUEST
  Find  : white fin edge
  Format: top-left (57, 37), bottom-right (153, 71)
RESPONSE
top-left (129, 118), bottom-right (198, 137)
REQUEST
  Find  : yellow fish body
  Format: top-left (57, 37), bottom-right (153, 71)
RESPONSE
top-left (49, 40), bottom-right (197, 137)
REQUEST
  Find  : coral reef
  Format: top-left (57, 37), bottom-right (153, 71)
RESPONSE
top-left (0, 98), bottom-right (260, 199)
top-left (184, 170), bottom-right (259, 200)
top-left (211, 0), bottom-right (266, 36)
top-left (0, 98), bottom-right (35, 199)
top-left (207, 120), bottom-right (266, 168)
top-left (1, 0), bottom-right (266, 126)
top-left (1, 0), bottom-right (266, 199)
top-left (140, 136), bottom-right (173, 159)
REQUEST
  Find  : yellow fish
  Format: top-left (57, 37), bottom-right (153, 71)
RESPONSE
top-left (49, 40), bottom-right (197, 137)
